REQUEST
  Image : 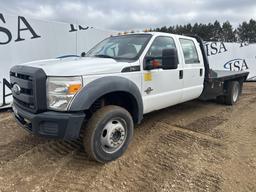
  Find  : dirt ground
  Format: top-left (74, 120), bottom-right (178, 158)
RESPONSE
top-left (0, 83), bottom-right (256, 192)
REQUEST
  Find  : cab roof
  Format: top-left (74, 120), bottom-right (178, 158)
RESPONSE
top-left (115, 31), bottom-right (195, 40)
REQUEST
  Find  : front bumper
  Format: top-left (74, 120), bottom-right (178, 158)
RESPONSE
top-left (13, 104), bottom-right (85, 140)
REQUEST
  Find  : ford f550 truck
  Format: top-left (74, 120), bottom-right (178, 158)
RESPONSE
top-left (10, 32), bottom-right (249, 163)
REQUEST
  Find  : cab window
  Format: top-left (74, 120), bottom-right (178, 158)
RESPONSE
top-left (146, 36), bottom-right (177, 58)
top-left (179, 39), bottom-right (200, 64)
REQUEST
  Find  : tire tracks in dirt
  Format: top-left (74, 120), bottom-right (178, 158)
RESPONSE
top-left (0, 135), bottom-right (47, 165)
top-left (1, 100), bottom-right (229, 192)
top-left (0, 140), bottom-right (82, 191)
top-left (64, 105), bottom-right (229, 192)
top-left (0, 83), bottom-right (256, 191)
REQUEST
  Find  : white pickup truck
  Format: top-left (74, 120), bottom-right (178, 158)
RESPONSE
top-left (10, 32), bottom-right (249, 163)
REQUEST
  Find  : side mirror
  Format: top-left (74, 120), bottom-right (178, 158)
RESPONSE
top-left (144, 48), bottom-right (178, 70)
top-left (162, 49), bottom-right (178, 70)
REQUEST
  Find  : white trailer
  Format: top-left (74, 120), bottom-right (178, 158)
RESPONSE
top-left (0, 11), bottom-right (113, 108)
top-left (206, 41), bottom-right (256, 81)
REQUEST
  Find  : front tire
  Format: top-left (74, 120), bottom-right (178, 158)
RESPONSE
top-left (83, 105), bottom-right (134, 163)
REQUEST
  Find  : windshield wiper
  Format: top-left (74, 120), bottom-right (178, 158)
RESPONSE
top-left (94, 54), bottom-right (115, 59)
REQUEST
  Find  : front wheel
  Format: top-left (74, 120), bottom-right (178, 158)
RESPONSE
top-left (83, 105), bottom-right (134, 163)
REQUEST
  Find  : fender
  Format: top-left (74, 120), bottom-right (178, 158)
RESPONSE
top-left (69, 76), bottom-right (143, 123)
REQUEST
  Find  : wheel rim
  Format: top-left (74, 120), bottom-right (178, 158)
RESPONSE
top-left (233, 84), bottom-right (239, 102)
top-left (100, 118), bottom-right (127, 154)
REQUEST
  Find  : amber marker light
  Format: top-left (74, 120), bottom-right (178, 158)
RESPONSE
top-left (68, 84), bottom-right (82, 94)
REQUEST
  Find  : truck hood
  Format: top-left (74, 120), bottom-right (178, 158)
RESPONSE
top-left (21, 57), bottom-right (131, 76)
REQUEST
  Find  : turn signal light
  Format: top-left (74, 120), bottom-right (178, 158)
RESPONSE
top-left (68, 84), bottom-right (82, 94)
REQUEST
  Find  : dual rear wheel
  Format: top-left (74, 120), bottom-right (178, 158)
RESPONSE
top-left (217, 81), bottom-right (241, 105)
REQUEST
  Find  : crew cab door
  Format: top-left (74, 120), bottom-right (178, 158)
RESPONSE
top-left (142, 36), bottom-right (183, 114)
top-left (178, 38), bottom-right (204, 102)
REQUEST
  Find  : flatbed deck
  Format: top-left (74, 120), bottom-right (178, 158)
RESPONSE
top-left (200, 69), bottom-right (249, 101)
top-left (209, 70), bottom-right (249, 81)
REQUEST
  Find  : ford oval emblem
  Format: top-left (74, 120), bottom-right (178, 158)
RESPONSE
top-left (12, 84), bottom-right (21, 95)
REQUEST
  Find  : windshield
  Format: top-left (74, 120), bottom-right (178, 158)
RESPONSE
top-left (86, 34), bottom-right (152, 60)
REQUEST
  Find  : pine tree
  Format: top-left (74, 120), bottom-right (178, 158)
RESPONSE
top-left (222, 21), bottom-right (236, 42)
top-left (237, 21), bottom-right (250, 42)
top-left (248, 19), bottom-right (256, 43)
top-left (152, 19), bottom-right (256, 43)
top-left (212, 21), bottom-right (222, 41)
top-left (160, 26), bottom-right (168, 32)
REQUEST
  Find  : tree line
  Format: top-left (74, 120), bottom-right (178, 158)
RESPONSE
top-left (152, 19), bottom-right (256, 43)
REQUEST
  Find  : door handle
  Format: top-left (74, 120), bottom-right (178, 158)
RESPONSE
top-left (200, 68), bottom-right (203, 77)
top-left (179, 70), bottom-right (183, 79)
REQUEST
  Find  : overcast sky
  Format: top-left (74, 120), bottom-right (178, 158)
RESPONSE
top-left (0, 0), bottom-right (256, 30)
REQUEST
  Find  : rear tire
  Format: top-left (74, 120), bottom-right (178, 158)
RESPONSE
top-left (83, 105), bottom-right (134, 163)
top-left (224, 81), bottom-right (241, 105)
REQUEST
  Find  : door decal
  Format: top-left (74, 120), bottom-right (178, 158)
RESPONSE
top-left (144, 72), bottom-right (152, 81)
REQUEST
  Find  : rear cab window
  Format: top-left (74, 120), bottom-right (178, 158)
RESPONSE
top-left (179, 38), bottom-right (200, 64)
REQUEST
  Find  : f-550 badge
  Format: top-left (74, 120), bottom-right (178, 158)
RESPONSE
top-left (145, 87), bottom-right (154, 94)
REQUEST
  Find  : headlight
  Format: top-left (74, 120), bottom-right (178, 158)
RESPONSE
top-left (46, 76), bottom-right (83, 111)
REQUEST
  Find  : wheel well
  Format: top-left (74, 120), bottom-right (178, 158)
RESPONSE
top-left (87, 91), bottom-right (140, 123)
